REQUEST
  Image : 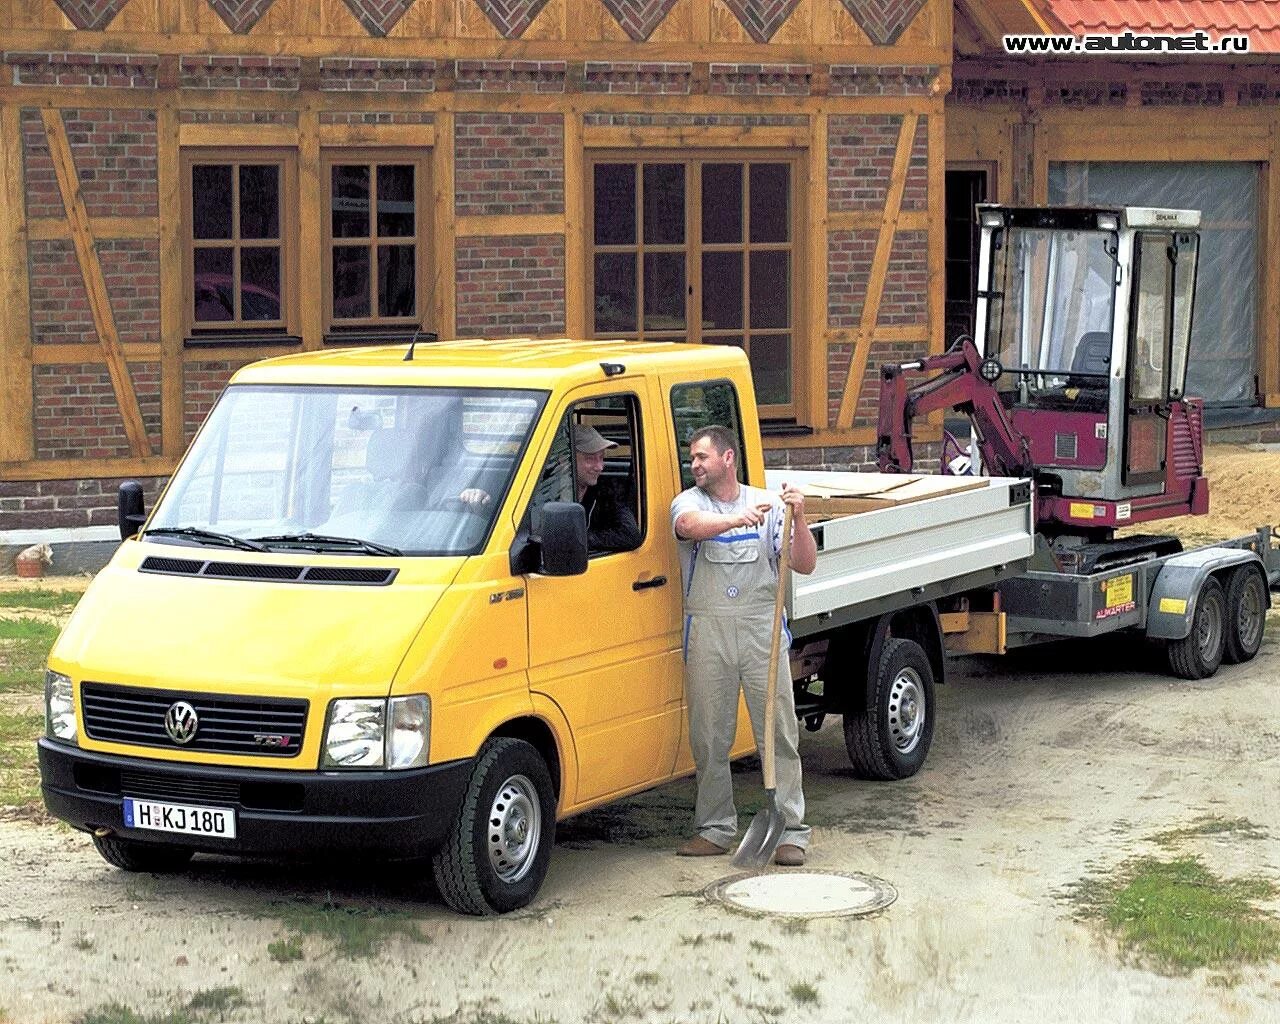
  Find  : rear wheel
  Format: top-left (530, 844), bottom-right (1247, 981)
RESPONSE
top-left (1166, 576), bottom-right (1226, 680)
top-left (92, 834), bottom-right (193, 873)
top-left (432, 737), bottom-right (556, 916)
top-left (844, 638), bottom-right (935, 781)
top-left (1223, 566), bottom-right (1267, 664)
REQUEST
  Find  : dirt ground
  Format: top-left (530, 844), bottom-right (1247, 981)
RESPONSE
top-left (0, 447), bottom-right (1276, 1024)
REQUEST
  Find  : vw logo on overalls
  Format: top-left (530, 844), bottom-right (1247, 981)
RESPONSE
top-left (164, 701), bottom-right (199, 745)
top-left (726, 585), bottom-right (740, 599)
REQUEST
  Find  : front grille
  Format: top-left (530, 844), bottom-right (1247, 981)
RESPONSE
top-left (81, 682), bottom-right (307, 758)
top-left (72, 763), bottom-right (304, 812)
top-left (120, 769), bottom-right (241, 805)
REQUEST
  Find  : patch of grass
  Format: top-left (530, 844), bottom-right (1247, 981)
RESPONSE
top-left (270, 897), bottom-right (428, 958)
top-left (1073, 855), bottom-right (1280, 974)
top-left (0, 616), bottom-right (60, 693)
top-left (75, 1006), bottom-right (195, 1024)
top-left (0, 590), bottom-right (82, 612)
top-left (632, 971), bottom-right (661, 987)
top-left (267, 935), bottom-right (304, 962)
top-left (185, 988), bottom-right (246, 1014)
top-left (0, 710), bottom-right (47, 810)
top-left (787, 982), bottom-right (820, 1006)
top-left (72, 934), bottom-right (96, 952)
top-left (1153, 816), bottom-right (1267, 849)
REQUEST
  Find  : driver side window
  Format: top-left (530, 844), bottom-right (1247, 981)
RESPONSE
top-left (524, 395), bottom-right (644, 555)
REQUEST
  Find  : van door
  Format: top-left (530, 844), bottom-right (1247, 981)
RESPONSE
top-left (522, 383), bottom-right (682, 806)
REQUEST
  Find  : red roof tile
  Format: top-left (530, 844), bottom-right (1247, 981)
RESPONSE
top-left (1040, 0), bottom-right (1280, 52)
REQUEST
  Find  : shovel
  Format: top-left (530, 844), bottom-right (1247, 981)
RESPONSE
top-left (733, 502), bottom-right (794, 870)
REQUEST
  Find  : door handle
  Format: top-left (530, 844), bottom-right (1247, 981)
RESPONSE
top-left (632, 575), bottom-right (667, 591)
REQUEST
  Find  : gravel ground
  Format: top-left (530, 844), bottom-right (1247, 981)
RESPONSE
top-left (1, 626), bottom-right (1277, 1024)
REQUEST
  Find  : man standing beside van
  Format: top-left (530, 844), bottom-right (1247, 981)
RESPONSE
top-left (670, 425), bottom-right (817, 866)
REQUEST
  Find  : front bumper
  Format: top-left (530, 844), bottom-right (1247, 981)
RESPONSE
top-left (38, 738), bottom-right (472, 859)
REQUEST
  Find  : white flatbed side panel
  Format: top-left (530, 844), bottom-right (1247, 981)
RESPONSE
top-left (764, 472), bottom-right (1036, 621)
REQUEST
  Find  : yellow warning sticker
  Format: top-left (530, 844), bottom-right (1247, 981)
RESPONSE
top-left (1105, 575), bottom-right (1134, 609)
top-left (1159, 598), bottom-right (1188, 614)
top-left (1069, 502), bottom-right (1096, 519)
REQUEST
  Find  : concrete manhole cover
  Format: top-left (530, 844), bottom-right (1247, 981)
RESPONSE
top-left (706, 871), bottom-right (897, 918)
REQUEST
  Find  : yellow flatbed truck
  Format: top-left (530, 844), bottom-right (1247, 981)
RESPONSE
top-left (38, 339), bottom-right (1035, 914)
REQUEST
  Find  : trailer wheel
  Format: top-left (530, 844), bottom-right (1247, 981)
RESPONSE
top-left (1165, 576), bottom-right (1226, 680)
top-left (432, 737), bottom-right (556, 916)
top-left (91, 834), bottom-right (193, 873)
top-left (844, 638), bottom-right (935, 781)
top-left (1223, 566), bottom-right (1267, 665)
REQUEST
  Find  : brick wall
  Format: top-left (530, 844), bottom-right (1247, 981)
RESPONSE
top-left (455, 60), bottom-right (566, 93)
top-left (878, 231), bottom-right (927, 327)
top-left (828, 231), bottom-right (876, 327)
top-left (6, 52), bottom-right (159, 89)
top-left (179, 109), bottom-right (298, 125)
top-left (455, 114), bottom-right (564, 217)
top-left (0, 476), bottom-right (168, 532)
top-left (764, 441), bottom-right (942, 473)
top-left (21, 108), bottom-right (158, 220)
top-left (829, 64), bottom-right (937, 96)
top-left (318, 57), bottom-right (435, 92)
top-left (583, 112), bottom-right (807, 127)
top-left (27, 239), bottom-right (159, 347)
top-left (829, 113), bottom-right (901, 212)
top-left (318, 111), bottom-right (435, 125)
top-left (583, 62), bottom-right (692, 94)
top-left (179, 55), bottom-right (301, 91)
top-left (708, 63), bottom-right (812, 96)
top-left (455, 235), bottom-right (565, 336)
top-left (33, 362), bottom-right (162, 461)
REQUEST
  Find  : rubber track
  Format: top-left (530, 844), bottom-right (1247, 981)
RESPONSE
top-left (431, 737), bottom-right (518, 916)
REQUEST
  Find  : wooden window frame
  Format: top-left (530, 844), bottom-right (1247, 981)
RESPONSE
top-left (585, 150), bottom-right (806, 422)
top-left (181, 149), bottom-right (298, 338)
top-left (320, 149), bottom-right (432, 334)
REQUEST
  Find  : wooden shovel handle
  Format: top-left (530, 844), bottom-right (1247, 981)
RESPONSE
top-left (763, 502), bottom-right (793, 792)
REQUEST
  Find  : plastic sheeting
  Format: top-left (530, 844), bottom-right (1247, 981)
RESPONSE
top-left (1048, 162), bottom-right (1259, 406)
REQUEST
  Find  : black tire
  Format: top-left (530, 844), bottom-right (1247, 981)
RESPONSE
top-left (1166, 576), bottom-right (1227, 680)
top-left (1223, 566), bottom-right (1268, 665)
top-left (432, 737), bottom-right (556, 916)
top-left (92, 834), bottom-right (194, 873)
top-left (844, 637), bottom-right (935, 781)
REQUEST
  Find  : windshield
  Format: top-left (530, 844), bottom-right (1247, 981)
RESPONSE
top-left (984, 226), bottom-right (1117, 409)
top-left (148, 385), bottom-right (546, 556)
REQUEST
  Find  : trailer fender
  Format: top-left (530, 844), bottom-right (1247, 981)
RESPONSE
top-left (1146, 548), bottom-right (1262, 640)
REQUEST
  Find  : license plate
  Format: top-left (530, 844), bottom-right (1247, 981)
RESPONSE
top-left (122, 798), bottom-right (237, 839)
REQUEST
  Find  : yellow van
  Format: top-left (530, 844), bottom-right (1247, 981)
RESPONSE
top-left (40, 338), bottom-right (1041, 914)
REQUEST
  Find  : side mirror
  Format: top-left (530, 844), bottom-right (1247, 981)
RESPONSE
top-left (539, 502), bottom-right (587, 577)
top-left (117, 481), bottom-right (146, 540)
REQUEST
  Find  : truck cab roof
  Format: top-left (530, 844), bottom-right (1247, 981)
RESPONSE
top-left (233, 338), bottom-right (747, 390)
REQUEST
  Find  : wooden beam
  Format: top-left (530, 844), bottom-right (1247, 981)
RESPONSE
top-left (0, 455), bottom-right (178, 482)
top-left (582, 126), bottom-right (810, 150)
top-left (563, 109), bottom-right (586, 338)
top-left (298, 108), bottom-right (322, 350)
top-left (455, 213), bottom-right (565, 238)
top-left (1263, 132), bottom-right (1280, 401)
top-left (926, 105), bottom-right (944, 358)
top-left (157, 102), bottom-right (185, 458)
top-left (432, 110), bottom-right (456, 340)
top-left (316, 123), bottom-right (436, 148)
top-left (41, 108), bottom-right (152, 458)
top-left (807, 109), bottom-right (829, 429)
top-left (0, 103), bottom-right (34, 463)
top-left (835, 113), bottom-right (918, 430)
top-left (177, 124), bottom-right (300, 149)
top-left (32, 343), bottom-right (163, 364)
top-left (27, 216), bottom-right (159, 241)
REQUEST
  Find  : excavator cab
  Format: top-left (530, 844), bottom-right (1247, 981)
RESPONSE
top-left (972, 204), bottom-right (1208, 533)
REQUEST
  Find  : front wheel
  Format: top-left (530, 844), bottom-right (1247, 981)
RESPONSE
top-left (432, 737), bottom-right (556, 916)
top-left (844, 637), bottom-right (935, 781)
top-left (1166, 576), bottom-right (1226, 680)
top-left (92, 834), bottom-right (193, 873)
top-left (1223, 566), bottom-right (1267, 665)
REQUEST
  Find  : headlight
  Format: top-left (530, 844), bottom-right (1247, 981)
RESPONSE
top-left (45, 670), bottom-right (77, 743)
top-left (322, 695), bottom-right (430, 770)
top-left (387, 695), bottom-right (430, 770)
top-left (322, 698), bottom-right (385, 768)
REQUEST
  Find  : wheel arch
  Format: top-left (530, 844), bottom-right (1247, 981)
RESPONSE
top-left (489, 714), bottom-right (565, 803)
top-left (1147, 548), bottom-right (1261, 640)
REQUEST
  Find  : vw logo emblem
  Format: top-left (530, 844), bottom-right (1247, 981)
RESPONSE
top-left (164, 701), bottom-right (199, 745)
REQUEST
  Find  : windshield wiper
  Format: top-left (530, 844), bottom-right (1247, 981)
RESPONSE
top-left (248, 532), bottom-right (403, 557)
top-left (144, 527), bottom-right (266, 552)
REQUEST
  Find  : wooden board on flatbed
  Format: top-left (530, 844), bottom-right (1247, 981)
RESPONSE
top-left (796, 473), bottom-right (989, 521)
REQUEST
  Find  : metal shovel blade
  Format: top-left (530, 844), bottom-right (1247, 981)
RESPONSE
top-left (732, 789), bottom-right (786, 869)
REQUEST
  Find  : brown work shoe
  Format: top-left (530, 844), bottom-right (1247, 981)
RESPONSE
top-left (774, 844), bottom-right (806, 867)
top-left (676, 836), bottom-right (729, 857)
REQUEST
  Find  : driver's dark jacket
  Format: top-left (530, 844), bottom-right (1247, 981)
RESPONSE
top-left (581, 482), bottom-right (642, 553)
